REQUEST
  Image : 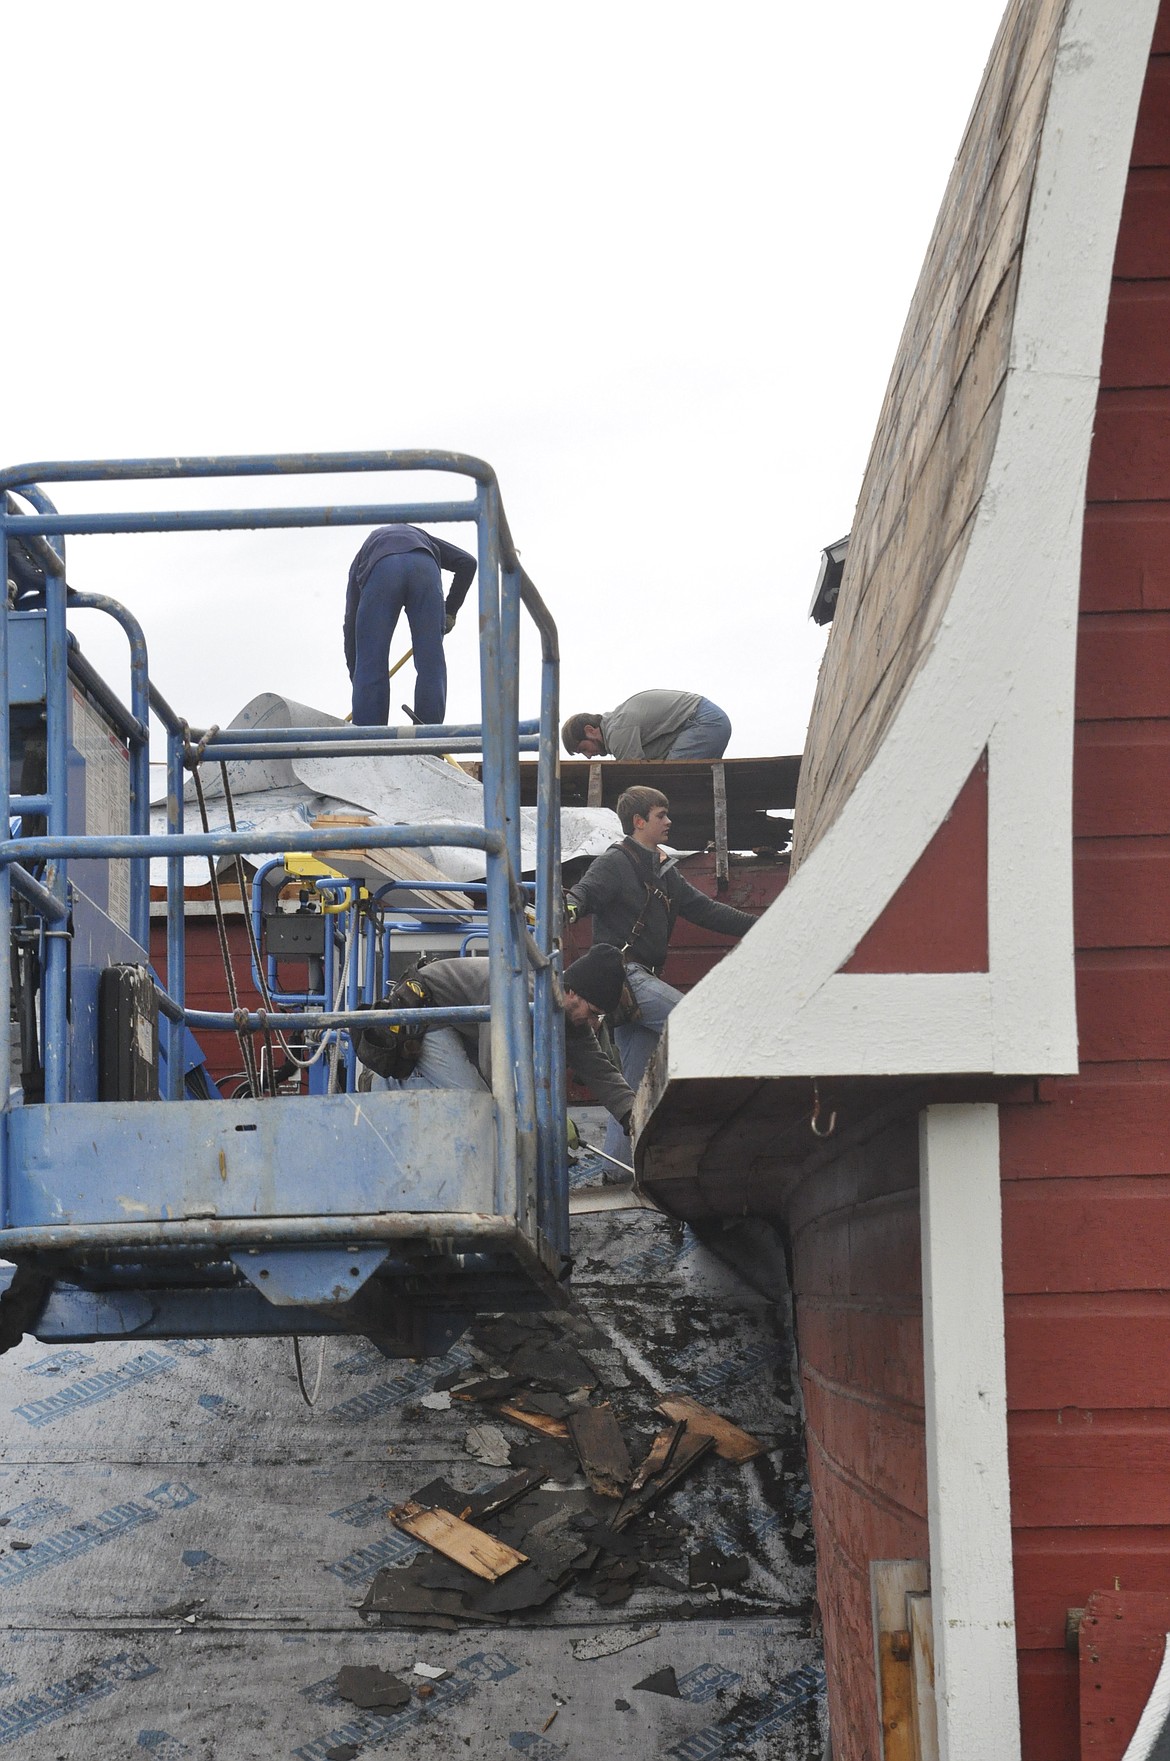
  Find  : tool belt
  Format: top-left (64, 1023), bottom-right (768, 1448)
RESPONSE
top-left (614, 843), bottom-right (673, 1013)
top-left (355, 968), bottom-right (433, 1082)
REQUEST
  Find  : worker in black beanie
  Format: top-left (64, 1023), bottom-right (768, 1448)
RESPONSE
top-left (359, 947), bottom-right (635, 1134)
top-left (562, 943), bottom-right (625, 1022)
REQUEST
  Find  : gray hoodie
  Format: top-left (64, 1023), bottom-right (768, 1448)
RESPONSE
top-left (600, 689), bottom-right (702, 760)
top-left (413, 957), bottom-right (635, 1127)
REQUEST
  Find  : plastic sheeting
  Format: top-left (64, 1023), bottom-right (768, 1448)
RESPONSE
top-left (150, 693), bottom-right (621, 886)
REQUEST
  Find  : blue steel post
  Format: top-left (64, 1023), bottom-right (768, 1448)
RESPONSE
top-left (345, 893), bottom-right (361, 1091)
top-left (499, 565), bottom-right (537, 1234)
top-left (500, 570), bottom-right (523, 882)
top-left (66, 591), bottom-right (151, 951)
top-left (532, 624), bottom-right (567, 1257)
top-left (42, 553), bottom-right (69, 1104)
top-left (365, 906), bottom-right (379, 1012)
top-left (165, 730), bottom-right (186, 1099)
top-left (0, 526), bottom-right (11, 1220)
top-left (476, 486), bottom-right (519, 1218)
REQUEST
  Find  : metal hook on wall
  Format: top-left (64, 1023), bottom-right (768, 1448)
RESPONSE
top-left (810, 1079), bottom-right (837, 1139)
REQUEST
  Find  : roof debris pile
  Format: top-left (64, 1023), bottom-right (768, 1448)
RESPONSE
top-left (358, 1308), bottom-right (765, 1631)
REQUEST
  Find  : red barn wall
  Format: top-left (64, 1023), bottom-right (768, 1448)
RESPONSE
top-left (151, 916), bottom-right (263, 1091)
top-left (999, 16), bottom-right (1170, 1757)
top-left (781, 19), bottom-right (1170, 1759)
top-left (787, 1118), bottom-right (927, 1761)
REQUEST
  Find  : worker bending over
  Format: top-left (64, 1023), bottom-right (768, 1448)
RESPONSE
top-left (358, 944), bottom-right (636, 1138)
top-left (344, 524), bottom-right (477, 727)
top-left (566, 786), bottom-right (756, 1162)
top-left (562, 689), bottom-right (731, 762)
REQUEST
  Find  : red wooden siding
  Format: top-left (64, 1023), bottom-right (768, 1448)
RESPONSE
top-left (785, 19), bottom-right (1170, 1760)
top-left (999, 23), bottom-right (1170, 1755)
top-left (151, 917), bottom-right (264, 1090)
top-left (840, 754), bottom-right (988, 973)
top-left (787, 1123), bottom-right (927, 1758)
top-left (1079, 1591), bottom-right (1170, 1759)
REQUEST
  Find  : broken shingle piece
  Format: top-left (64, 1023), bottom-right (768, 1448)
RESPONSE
top-left (654, 1395), bottom-right (765, 1463)
top-left (568, 1404), bottom-right (633, 1499)
top-left (409, 1476), bottom-right (468, 1510)
top-left (688, 1544), bottom-right (751, 1590)
top-left (465, 1468), bottom-right (547, 1523)
top-left (464, 1424), bottom-right (513, 1468)
top-left (358, 1566), bottom-right (467, 1622)
top-left (508, 1437), bottom-right (579, 1482)
top-left (520, 1512), bottom-right (594, 1581)
top-left (391, 1500), bottom-right (527, 1582)
top-left (645, 1564), bottom-right (690, 1593)
top-left (633, 1666), bottom-right (682, 1698)
top-left (514, 1390), bottom-right (572, 1420)
top-left (452, 1374), bottom-right (520, 1404)
top-left (463, 1562), bottom-right (563, 1616)
top-left (571, 1625), bottom-right (660, 1662)
top-left (507, 1338), bottom-right (599, 1394)
top-left (335, 1665), bottom-right (412, 1711)
top-left (471, 1315), bottom-right (544, 1359)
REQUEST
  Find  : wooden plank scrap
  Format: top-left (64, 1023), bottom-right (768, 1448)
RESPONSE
top-left (568, 1404), bottom-right (633, 1498)
top-left (655, 1395), bottom-right (765, 1463)
top-left (494, 1402), bottom-right (571, 1440)
top-left (311, 815), bottom-right (472, 911)
top-left (907, 1591), bottom-right (939, 1761)
top-left (630, 1419), bottom-right (685, 1492)
top-left (712, 761), bottom-right (730, 891)
top-left (870, 1560), bottom-right (929, 1761)
top-left (613, 1429), bottom-right (715, 1530)
top-left (390, 1500), bottom-right (527, 1582)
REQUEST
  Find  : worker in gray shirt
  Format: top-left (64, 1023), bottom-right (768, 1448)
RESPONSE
top-left (566, 784), bottom-right (756, 1164)
top-left (561, 689), bottom-right (732, 761)
top-left (359, 944), bottom-right (636, 1135)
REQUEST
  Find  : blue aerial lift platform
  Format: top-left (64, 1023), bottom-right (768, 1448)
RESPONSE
top-left (0, 452), bottom-right (569, 1360)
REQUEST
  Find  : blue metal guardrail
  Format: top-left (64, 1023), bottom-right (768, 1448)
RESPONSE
top-left (0, 452), bottom-right (569, 1292)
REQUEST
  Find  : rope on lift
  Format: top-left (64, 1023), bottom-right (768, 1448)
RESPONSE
top-left (182, 724), bottom-right (261, 1100)
top-left (217, 762), bottom-right (299, 1095)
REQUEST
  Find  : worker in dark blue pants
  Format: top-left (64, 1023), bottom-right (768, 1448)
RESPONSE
top-left (344, 524), bottom-right (477, 726)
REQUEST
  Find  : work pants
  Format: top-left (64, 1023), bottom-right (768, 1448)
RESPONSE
top-left (665, 697), bottom-right (732, 760)
top-left (603, 964), bottom-right (683, 1166)
top-left (368, 1028), bottom-right (488, 1094)
top-left (350, 550), bottom-right (447, 726)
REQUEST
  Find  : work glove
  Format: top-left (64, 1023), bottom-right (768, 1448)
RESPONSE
top-left (564, 894), bottom-right (581, 926)
top-left (443, 610), bottom-right (457, 635)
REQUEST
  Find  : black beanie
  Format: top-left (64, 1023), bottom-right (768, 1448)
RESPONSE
top-left (563, 943), bottom-right (625, 1015)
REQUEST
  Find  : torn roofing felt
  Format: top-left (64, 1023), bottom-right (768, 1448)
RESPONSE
top-left (149, 691), bottom-right (622, 886)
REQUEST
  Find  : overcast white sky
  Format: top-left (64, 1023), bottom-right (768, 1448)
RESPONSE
top-left (4, 0), bottom-right (1007, 765)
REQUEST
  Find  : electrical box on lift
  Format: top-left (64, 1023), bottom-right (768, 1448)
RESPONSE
top-left (265, 912), bottom-right (327, 957)
top-left (98, 964), bottom-right (159, 1102)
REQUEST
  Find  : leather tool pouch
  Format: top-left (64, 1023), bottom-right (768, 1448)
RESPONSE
top-left (356, 969), bottom-right (433, 1081)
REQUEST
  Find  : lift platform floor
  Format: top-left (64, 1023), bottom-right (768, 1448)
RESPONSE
top-left (0, 1204), bottom-right (825, 1758)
